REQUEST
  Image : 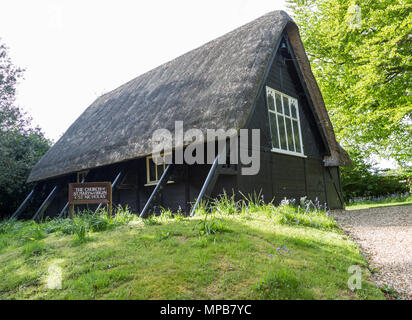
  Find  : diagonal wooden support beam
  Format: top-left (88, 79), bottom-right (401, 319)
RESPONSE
top-left (140, 164), bottom-right (172, 218)
top-left (58, 202), bottom-right (70, 219)
top-left (327, 167), bottom-right (344, 208)
top-left (10, 188), bottom-right (35, 220)
top-left (190, 155), bottom-right (220, 217)
top-left (32, 186), bottom-right (58, 221)
top-left (94, 171), bottom-right (123, 214)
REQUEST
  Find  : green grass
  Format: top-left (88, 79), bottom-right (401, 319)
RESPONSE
top-left (346, 195), bottom-right (412, 210)
top-left (0, 200), bottom-right (384, 300)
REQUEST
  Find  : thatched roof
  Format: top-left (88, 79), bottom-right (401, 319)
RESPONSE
top-left (28, 10), bottom-right (351, 183)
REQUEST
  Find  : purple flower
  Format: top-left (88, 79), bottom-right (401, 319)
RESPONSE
top-left (276, 245), bottom-right (291, 256)
top-left (282, 245), bottom-right (290, 254)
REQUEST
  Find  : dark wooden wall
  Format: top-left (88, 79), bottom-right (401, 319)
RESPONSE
top-left (239, 33), bottom-right (344, 209)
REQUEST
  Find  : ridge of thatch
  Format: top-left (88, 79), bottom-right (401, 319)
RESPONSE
top-left (28, 10), bottom-right (351, 183)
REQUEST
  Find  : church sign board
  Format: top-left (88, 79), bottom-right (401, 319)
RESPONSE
top-left (68, 182), bottom-right (112, 218)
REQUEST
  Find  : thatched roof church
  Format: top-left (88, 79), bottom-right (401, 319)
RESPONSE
top-left (16, 10), bottom-right (351, 220)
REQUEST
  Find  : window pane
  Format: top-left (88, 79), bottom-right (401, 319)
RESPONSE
top-left (277, 115), bottom-right (287, 150)
top-left (286, 118), bottom-right (295, 151)
top-left (267, 93), bottom-right (275, 111)
top-left (157, 163), bottom-right (164, 179)
top-left (290, 99), bottom-right (297, 118)
top-left (149, 159), bottom-right (156, 182)
top-left (292, 120), bottom-right (301, 153)
top-left (283, 96), bottom-right (290, 116)
top-left (275, 93), bottom-right (282, 113)
top-left (269, 113), bottom-right (279, 149)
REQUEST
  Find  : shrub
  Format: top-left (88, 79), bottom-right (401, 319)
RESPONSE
top-left (341, 156), bottom-right (410, 201)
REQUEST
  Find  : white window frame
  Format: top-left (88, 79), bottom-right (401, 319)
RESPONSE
top-left (266, 86), bottom-right (306, 158)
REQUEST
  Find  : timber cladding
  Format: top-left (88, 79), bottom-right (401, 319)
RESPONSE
top-left (14, 10), bottom-right (351, 221)
top-left (68, 182), bottom-right (112, 205)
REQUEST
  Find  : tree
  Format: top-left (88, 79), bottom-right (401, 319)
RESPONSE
top-left (0, 39), bottom-right (51, 218)
top-left (287, 0), bottom-right (412, 165)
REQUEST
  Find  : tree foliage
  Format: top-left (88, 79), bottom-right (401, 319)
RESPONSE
top-left (287, 0), bottom-right (412, 164)
top-left (340, 150), bottom-right (410, 200)
top-left (0, 39), bottom-right (50, 217)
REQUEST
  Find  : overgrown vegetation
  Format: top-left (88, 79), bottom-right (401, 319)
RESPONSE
top-left (341, 152), bottom-right (411, 201)
top-left (0, 197), bottom-right (384, 300)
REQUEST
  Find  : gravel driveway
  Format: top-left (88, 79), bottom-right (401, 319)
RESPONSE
top-left (332, 205), bottom-right (412, 300)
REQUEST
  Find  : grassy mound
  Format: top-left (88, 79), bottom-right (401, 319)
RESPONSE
top-left (0, 198), bottom-right (384, 300)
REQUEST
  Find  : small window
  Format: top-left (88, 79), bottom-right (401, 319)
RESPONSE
top-left (77, 170), bottom-right (89, 183)
top-left (145, 155), bottom-right (174, 186)
top-left (266, 87), bottom-right (304, 157)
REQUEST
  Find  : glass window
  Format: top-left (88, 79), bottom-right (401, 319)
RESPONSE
top-left (275, 93), bottom-right (282, 113)
top-left (267, 93), bottom-right (275, 111)
top-left (157, 163), bottom-right (164, 178)
top-left (290, 99), bottom-right (297, 118)
top-left (277, 114), bottom-right (287, 150)
top-left (285, 118), bottom-right (295, 152)
top-left (283, 96), bottom-right (290, 116)
top-left (266, 86), bottom-right (304, 156)
top-left (146, 156), bottom-right (167, 185)
top-left (269, 113), bottom-right (279, 149)
top-left (292, 120), bottom-right (301, 153)
top-left (148, 158), bottom-right (157, 182)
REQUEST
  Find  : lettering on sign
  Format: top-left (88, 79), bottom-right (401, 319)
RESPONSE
top-left (68, 182), bottom-right (112, 205)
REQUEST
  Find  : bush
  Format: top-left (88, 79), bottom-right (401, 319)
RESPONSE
top-left (340, 153), bottom-right (410, 201)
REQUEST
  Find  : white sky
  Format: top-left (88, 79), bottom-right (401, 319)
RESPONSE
top-left (1, 0), bottom-right (288, 142)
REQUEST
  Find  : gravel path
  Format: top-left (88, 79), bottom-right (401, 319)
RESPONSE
top-left (332, 205), bottom-right (412, 300)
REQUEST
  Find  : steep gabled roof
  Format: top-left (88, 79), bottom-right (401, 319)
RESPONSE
top-left (28, 10), bottom-right (351, 183)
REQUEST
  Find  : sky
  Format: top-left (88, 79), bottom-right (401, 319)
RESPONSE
top-left (1, 0), bottom-right (288, 142)
top-left (0, 1), bottom-right (398, 169)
